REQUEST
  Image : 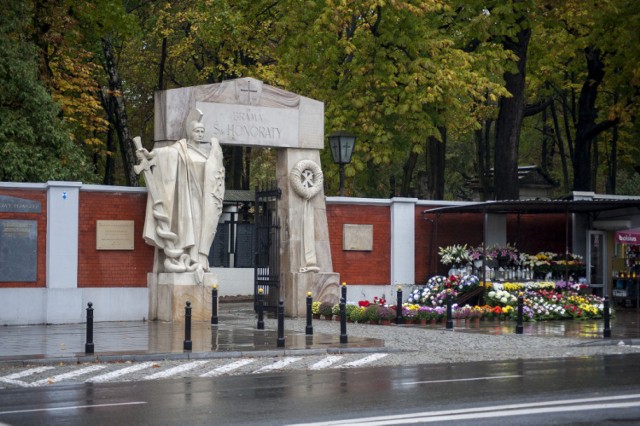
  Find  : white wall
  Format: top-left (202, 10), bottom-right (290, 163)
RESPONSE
top-left (0, 288), bottom-right (148, 325)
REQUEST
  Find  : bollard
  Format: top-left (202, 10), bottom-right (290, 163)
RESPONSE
top-left (340, 297), bottom-right (348, 343)
top-left (446, 291), bottom-right (453, 329)
top-left (184, 301), bottom-right (192, 351)
top-left (85, 302), bottom-right (94, 354)
top-left (603, 297), bottom-right (611, 338)
top-left (305, 292), bottom-right (313, 335)
top-left (277, 299), bottom-right (285, 348)
top-left (341, 282), bottom-right (347, 301)
top-left (257, 288), bottom-right (265, 330)
top-left (515, 293), bottom-right (524, 334)
top-left (211, 285), bottom-right (219, 325)
top-left (396, 285), bottom-right (404, 325)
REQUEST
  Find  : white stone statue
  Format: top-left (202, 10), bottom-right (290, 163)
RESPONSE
top-left (134, 109), bottom-right (225, 283)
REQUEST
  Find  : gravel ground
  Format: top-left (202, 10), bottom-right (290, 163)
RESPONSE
top-left (259, 316), bottom-right (640, 367)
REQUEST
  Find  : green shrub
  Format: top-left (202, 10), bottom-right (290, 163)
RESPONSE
top-left (319, 302), bottom-right (334, 317)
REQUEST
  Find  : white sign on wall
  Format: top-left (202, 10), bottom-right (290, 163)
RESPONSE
top-left (197, 102), bottom-right (299, 148)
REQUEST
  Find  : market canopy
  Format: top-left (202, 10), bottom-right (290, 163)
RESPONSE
top-left (422, 199), bottom-right (640, 215)
top-left (615, 228), bottom-right (640, 245)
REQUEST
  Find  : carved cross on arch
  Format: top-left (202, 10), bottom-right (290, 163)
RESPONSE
top-left (240, 80), bottom-right (258, 104)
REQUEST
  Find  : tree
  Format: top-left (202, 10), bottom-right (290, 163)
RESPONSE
top-left (149, 0), bottom-right (283, 189)
top-left (0, 1), bottom-right (92, 182)
top-left (493, 2), bottom-right (531, 200)
top-left (523, 0), bottom-right (640, 194)
top-left (278, 1), bottom-right (510, 198)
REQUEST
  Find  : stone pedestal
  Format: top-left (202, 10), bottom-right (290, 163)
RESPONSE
top-left (153, 272), bottom-right (218, 322)
top-left (283, 272), bottom-right (340, 317)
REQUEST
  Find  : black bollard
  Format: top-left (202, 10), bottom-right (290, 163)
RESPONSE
top-left (184, 301), bottom-right (192, 351)
top-left (341, 282), bottom-right (347, 301)
top-left (516, 293), bottom-right (524, 334)
top-left (277, 300), bottom-right (285, 348)
top-left (603, 297), bottom-right (611, 338)
top-left (211, 285), bottom-right (219, 325)
top-left (257, 288), bottom-right (265, 330)
top-left (396, 286), bottom-right (404, 324)
top-left (305, 292), bottom-right (313, 335)
top-left (85, 302), bottom-right (94, 354)
top-left (446, 292), bottom-right (453, 329)
top-left (340, 297), bottom-right (348, 343)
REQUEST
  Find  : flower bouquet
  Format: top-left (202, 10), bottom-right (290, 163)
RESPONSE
top-left (438, 244), bottom-right (471, 266)
top-left (378, 306), bottom-right (396, 324)
top-left (311, 301), bottom-right (321, 319)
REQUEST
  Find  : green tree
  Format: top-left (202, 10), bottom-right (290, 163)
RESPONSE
top-left (278, 1), bottom-right (511, 198)
top-left (0, 1), bottom-right (92, 182)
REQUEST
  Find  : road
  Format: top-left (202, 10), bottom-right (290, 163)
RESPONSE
top-left (1, 353), bottom-right (640, 425)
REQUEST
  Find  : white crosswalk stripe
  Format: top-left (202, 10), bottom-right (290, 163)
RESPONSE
top-left (310, 355), bottom-right (343, 370)
top-left (143, 361), bottom-right (209, 380)
top-left (0, 366), bottom-right (56, 387)
top-left (340, 353), bottom-right (388, 368)
top-left (0, 352), bottom-right (394, 387)
top-left (0, 366), bottom-right (54, 381)
top-left (30, 365), bottom-right (107, 387)
top-left (200, 359), bottom-right (255, 377)
top-left (86, 362), bottom-right (154, 383)
top-left (253, 357), bottom-right (302, 373)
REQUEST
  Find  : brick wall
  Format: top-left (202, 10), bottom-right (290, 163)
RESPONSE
top-left (77, 191), bottom-right (154, 287)
top-left (0, 188), bottom-right (47, 288)
top-left (416, 207), bottom-right (484, 281)
top-left (1, 185), bottom-right (570, 290)
top-left (507, 213), bottom-right (568, 254)
top-left (327, 203), bottom-right (391, 285)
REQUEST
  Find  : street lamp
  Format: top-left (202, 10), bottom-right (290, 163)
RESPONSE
top-left (328, 131), bottom-right (357, 196)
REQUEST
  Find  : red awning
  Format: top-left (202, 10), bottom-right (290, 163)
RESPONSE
top-left (615, 228), bottom-right (640, 245)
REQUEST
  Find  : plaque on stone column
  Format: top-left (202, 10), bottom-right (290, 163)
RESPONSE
top-left (234, 222), bottom-right (255, 267)
top-left (209, 223), bottom-right (229, 267)
top-left (0, 220), bottom-right (37, 282)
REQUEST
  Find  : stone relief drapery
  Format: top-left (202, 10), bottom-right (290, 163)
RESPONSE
top-left (289, 160), bottom-right (323, 273)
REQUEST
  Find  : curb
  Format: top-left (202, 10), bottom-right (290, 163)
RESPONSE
top-left (576, 338), bottom-right (640, 347)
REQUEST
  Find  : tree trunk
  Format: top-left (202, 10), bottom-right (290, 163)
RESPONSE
top-left (494, 18), bottom-right (531, 200)
top-left (573, 47), bottom-right (604, 191)
top-left (243, 147), bottom-right (252, 190)
top-left (101, 36), bottom-right (139, 187)
top-left (570, 47), bottom-right (619, 191)
top-left (606, 123), bottom-right (618, 194)
top-left (103, 127), bottom-right (115, 185)
top-left (231, 146), bottom-right (244, 189)
top-left (400, 151), bottom-right (418, 197)
top-left (426, 127), bottom-right (446, 200)
top-left (157, 37), bottom-right (167, 91)
top-left (550, 100), bottom-right (570, 193)
top-left (473, 119), bottom-right (493, 200)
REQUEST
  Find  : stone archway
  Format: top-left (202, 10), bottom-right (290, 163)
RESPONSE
top-left (151, 77), bottom-right (339, 318)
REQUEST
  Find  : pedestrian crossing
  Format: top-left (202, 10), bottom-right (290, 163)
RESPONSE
top-left (0, 353), bottom-right (388, 388)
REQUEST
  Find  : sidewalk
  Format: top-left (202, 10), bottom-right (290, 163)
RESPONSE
top-left (1, 303), bottom-right (638, 366)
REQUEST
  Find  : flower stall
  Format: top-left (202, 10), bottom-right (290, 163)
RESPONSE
top-left (422, 196), bottom-right (640, 302)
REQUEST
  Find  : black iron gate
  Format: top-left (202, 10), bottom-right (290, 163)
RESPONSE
top-left (254, 183), bottom-right (281, 313)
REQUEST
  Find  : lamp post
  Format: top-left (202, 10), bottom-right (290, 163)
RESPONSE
top-left (328, 131), bottom-right (357, 196)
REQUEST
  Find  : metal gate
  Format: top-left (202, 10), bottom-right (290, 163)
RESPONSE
top-left (254, 183), bottom-right (281, 313)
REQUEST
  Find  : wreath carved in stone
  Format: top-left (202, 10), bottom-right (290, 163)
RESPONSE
top-left (289, 159), bottom-right (323, 273)
top-left (289, 160), bottom-right (323, 200)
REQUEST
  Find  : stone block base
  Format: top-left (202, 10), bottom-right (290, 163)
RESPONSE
top-left (283, 271), bottom-right (340, 317)
top-left (155, 273), bottom-right (218, 322)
